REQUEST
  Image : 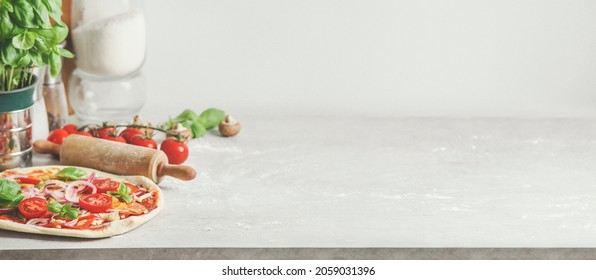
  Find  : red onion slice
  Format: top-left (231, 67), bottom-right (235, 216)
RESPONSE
top-left (72, 181), bottom-right (97, 194)
top-left (50, 190), bottom-right (65, 200)
top-left (22, 187), bottom-right (41, 198)
top-left (64, 185), bottom-right (79, 203)
top-left (26, 218), bottom-right (49, 226)
top-left (42, 183), bottom-right (64, 195)
top-left (64, 181), bottom-right (97, 203)
top-left (0, 207), bottom-right (15, 214)
top-left (63, 218), bottom-right (79, 227)
top-left (86, 172), bottom-right (96, 183)
top-left (42, 183), bottom-right (56, 195)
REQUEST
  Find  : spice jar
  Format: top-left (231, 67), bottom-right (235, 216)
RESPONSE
top-left (43, 63), bottom-right (69, 131)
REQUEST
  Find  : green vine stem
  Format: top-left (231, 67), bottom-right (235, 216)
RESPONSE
top-left (86, 124), bottom-right (184, 140)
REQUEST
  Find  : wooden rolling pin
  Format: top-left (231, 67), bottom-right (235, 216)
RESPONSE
top-left (33, 134), bottom-right (196, 183)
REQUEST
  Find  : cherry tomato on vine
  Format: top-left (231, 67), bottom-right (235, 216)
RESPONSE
top-left (97, 127), bottom-right (116, 138)
top-left (79, 193), bottom-right (112, 213)
top-left (62, 124), bottom-right (78, 134)
top-left (47, 129), bottom-right (69, 144)
top-left (130, 135), bottom-right (157, 149)
top-left (120, 127), bottom-right (143, 143)
top-left (102, 135), bottom-right (126, 143)
top-left (18, 197), bottom-right (48, 219)
top-left (160, 138), bottom-right (189, 164)
top-left (75, 130), bottom-right (93, 137)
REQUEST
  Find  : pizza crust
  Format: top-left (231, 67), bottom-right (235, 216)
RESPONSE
top-left (0, 166), bottom-right (163, 238)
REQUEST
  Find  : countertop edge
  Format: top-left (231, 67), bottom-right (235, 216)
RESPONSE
top-left (3, 248), bottom-right (596, 260)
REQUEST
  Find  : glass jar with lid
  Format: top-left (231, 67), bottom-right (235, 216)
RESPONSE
top-left (69, 70), bottom-right (147, 123)
top-left (69, 0), bottom-right (147, 123)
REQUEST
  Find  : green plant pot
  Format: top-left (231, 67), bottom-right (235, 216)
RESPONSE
top-left (0, 76), bottom-right (38, 113)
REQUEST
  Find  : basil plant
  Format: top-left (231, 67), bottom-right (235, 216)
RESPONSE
top-left (0, 0), bottom-right (74, 92)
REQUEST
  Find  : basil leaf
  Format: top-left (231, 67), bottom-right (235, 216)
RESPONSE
top-left (2, 1), bottom-right (14, 12)
top-left (47, 201), bottom-right (79, 219)
top-left (61, 203), bottom-right (78, 220)
top-left (10, 195), bottom-right (24, 207)
top-left (190, 122), bottom-right (206, 138)
top-left (29, 51), bottom-right (43, 67)
top-left (179, 119), bottom-right (192, 130)
top-left (196, 108), bottom-right (225, 130)
top-left (42, 0), bottom-right (62, 22)
top-left (52, 22), bottom-right (68, 44)
top-left (46, 201), bottom-right (62, 213)
top-left (33, 37), bottom-right (49, 53)
top-left (55, 167), bottom-right (87, 181)
top-left (64, 209), bottom-right (78, 220)
top-left (163, 108), bottom-right (225, 139)
top-left (11, 0), bottom-right (35, 27)
top-left (108, 183), bottom-right (132, 203)
top-left (0, 11), bottom-right (14, 39)
top-left (48, 50), bottom-right (61, 76)
top-left (0, 179), bottom-right (20, 200)
top-left (32, 28), bottom-right (55, 44)
top-left (1, 44), bottom-right (20, 65)
top-left (57, 47), bottom-right (74, 58)
top-left (119, 183), bottom-right (132, 203)
top-left (31, 0), bottom-right (51, 28)
top-left (120, 194), bottom-right (132, 204)
top-left (12, 31), bottom-right (38, 50)
top-left (0, 179), bottom-right (23, 207)
top-left (119, 183), bottom-right (128, 193)
top-left (173, 109), bottom-right (199, 123)
top-left (61, 203), bottom-right (72, 212)
top-left (15, 53), bottom-right (31, 68)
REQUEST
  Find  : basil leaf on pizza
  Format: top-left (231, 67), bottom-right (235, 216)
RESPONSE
top-left (0, 166), bottom-right (163, 238)
top-left (55, 167), bottom-right (87, 181)
top-left (0, 179), bottom-right (24, 208)
top-left (47, 201), bottom-right (79, 220)
top-left (46, 201), bottom-right (63, 213)
top-left (107, 182), bottom-right (133, 203)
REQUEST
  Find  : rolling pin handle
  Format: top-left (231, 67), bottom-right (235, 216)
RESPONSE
top-left (157, 164), bottom-right (197, 181)
top-left (32, 140), bottom-right (61, 156)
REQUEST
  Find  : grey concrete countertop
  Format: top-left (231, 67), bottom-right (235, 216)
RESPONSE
top-left (3, 117), bottom-right (596, 258)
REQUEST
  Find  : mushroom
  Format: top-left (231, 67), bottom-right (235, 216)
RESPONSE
top-left (171, 123), bottom-right (192, 141)
top-left (133, 115), bottom-right (154, 135)
top-left (218, 114), bottom-right (241, 137)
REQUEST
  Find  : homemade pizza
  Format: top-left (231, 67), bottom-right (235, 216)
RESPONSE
top-left (0, 166), bottom-right (162, 238)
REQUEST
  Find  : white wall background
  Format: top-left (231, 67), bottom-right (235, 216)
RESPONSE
top-left (140, 0), bottom-right (596, 118)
